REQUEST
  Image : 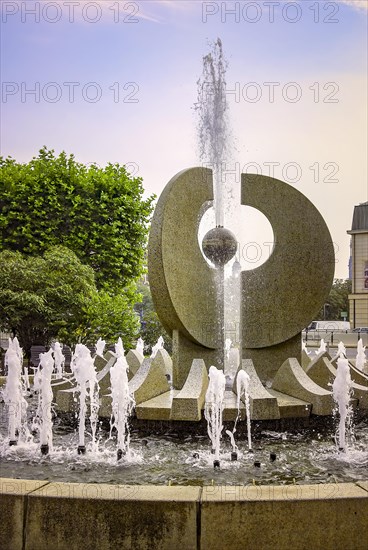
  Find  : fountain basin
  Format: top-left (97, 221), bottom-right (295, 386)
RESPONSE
top-left (1, 399), bottom-right (367, 486)
top-left (1, 477), bottom-right (367, 550)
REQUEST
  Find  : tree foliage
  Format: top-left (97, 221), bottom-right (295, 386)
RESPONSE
top-left (0, 247), bottom-right (142, 354)
top-left (0, 247), bottom-right (96, 354)
top-left (316, 278), bottom-right (352, 320)
top-left (134, 282), bottom-right (172, 354)
top-left (0, 147), bottom-right (154, 291)
top-left (81, 286), bottom-right (140, 349)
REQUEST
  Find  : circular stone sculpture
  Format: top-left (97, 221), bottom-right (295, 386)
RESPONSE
top-left (148, 167), bottom-right (222, 350)
top-left (202, 227), bottom-right (237, 266)
top-left (241, 173), bottom-right (335, 349)
top-left (148, 168), bottom-right (335, 386)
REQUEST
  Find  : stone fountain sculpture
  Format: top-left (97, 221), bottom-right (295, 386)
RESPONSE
top-left (148, 168), bottom-right (335, 386)
top-left (56, 167), bottom-right (368, 422)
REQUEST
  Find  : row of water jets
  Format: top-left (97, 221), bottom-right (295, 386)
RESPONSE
top-left (307, 337), bottom-right (367, 373)
top-left (2, 337), bottom-right (141, 459)
top-left (2, 336), bottom-right (366, 468)
top-left (305, 338), bottom-right (367, 451)
top-left (2, 336), bottom-right (252, 466)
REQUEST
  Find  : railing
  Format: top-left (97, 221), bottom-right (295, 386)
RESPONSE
top-left (303, 329), bottom-right (368, 346)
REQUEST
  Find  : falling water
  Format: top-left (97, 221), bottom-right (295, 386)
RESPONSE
top-left (115, 336), bottom-right (124, 358)
top-left (335, 341), bottom-right (347, 359)
top-left (315, 339), bottom-right (327, 355)
top-left (332, 357), bottom-right (353, 451)
top-left (53, 342), bottom-right (65, 378)
top-left (109, 340), bottom-right (135, 459)
top-left (95, 337), bottom-right (106, 358)
top-left (204, 366), bottom-right (226, 465)
top-left (71, 343), bottom-right (102, 454)
top-left (225, 369), bottom-right (252, 459)
top-left (195, 38), bottom-right (230, 227)
top-left (236, 370), bottom-right (252, 451)
top-left (225, 428), bottom-right (238, 457)
top-left (38, 348), bottom-right (54, 454)
top-left (2, 338), bottom-right (29, 445)
top-left (151, 336), bottom-right (164, 359)
top-left (12, 337), bottom-right (30, 393)
top-left (195, 39), bottom-right (240, 371)
top-left (356, 340), bottom-right (367, 373)
top-left (136, 337), bottom-right (145, 357)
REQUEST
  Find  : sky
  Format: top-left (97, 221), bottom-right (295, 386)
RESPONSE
top-left (1, 0), bottom-right (367, 278)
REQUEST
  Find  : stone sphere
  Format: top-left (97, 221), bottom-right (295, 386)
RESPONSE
top-left (202, 226), bottom-right (237, 266)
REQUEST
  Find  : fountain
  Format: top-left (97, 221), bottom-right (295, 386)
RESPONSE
top-left (37, 349), bottom-right (54, 455)
top-left (332, 357), bottom-right (353, 451)
top-left (356, 339), bottom-right (367, 373)
top-left (204, 366), bottom-right (226, 467)
top-left (53, 341), bottom-right (65, 378)
top-left (109, 339), bottom-right (135, 460)
top-left (236, 370), bottom-right (252, 453)
top-left (335, 340), bottom-right (347, 359)
top-left (136, 337), bottom-right (145, 357)
top-left (2, 338), bottom-right (29, 446)
top-left (315, 338), bottom-right (327, 355)
top-left (1, 40), bottom-right (365, 457)
top-left (0, 39), bottom-right (367, 550)
top-left (150, 335), bottom-right (164, 358)
top-left (71, 342), bottom-right (103, 454)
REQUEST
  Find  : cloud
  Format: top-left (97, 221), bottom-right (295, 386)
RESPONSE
top-left (336, 0), bottom-right (368, 10)
top-left (136, 0), bottom-right (198, 22)
top-left (292, 0), bottom-right (368, 11)
top-left (30, 0), bottom-right (196, 24)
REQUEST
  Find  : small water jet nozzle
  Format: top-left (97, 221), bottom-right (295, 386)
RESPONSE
top-left (40, 444), bottom-right (49, 456)
top-left (117, 448), bottom-right (126, 461)
top-left (231, 451), bottom-right (238, 461)
top-left (213, 459), bottom-right (220, 469)
top-left (77, 445), bottom-right (86, 455)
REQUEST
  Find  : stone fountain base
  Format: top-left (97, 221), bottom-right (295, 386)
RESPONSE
top-left (1, 477), bottom-right (368, 550)
top-left (51, 348), bottom-right (368, 423)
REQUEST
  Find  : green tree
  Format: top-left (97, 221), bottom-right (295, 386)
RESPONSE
top-left (0, 147), bottom-right (154, 291)
top-left (81, 286), bottom-right (140, 349)
top-left (134, 282), bottom-right (172, 354)
top-left (0, 247), bottom-right (142, 356)
top-left (317, 278), bottom-right (352, 320)
top-left (0, 247), bottom-right (96, 356)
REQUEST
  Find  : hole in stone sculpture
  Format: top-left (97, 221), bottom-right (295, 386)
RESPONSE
top-left (198, 205), bottom-right (274, 271)
top-left (238, 205), bottom-right (274, 271)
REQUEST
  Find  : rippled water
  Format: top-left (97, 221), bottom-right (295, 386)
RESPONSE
top-left (0, 401), bottom-right (367, 486)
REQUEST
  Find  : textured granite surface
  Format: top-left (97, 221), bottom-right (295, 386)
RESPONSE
top-left (241, 173), bottom-right (335, 350)
top-left (272, 358), bottom-right (334, 415)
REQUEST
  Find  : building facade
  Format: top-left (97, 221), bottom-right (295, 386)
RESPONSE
top-left (348, 201), bottom-right (368, 328)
